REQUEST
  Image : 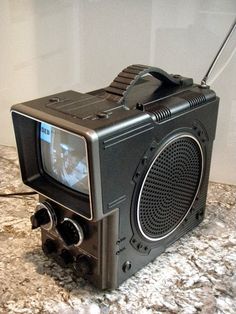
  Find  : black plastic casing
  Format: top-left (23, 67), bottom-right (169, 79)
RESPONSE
top-left (11, 73), bottom-right (219, 289)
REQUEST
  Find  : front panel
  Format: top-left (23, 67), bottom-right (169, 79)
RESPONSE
top-left (38, 196), bottom-right (119, 289)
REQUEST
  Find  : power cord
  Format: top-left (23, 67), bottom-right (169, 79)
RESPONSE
top-left (0, 191), bottom-right (37, 198)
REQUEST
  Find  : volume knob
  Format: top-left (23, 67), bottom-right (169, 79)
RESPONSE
top-left (57, 218), bottom-right (84, 247)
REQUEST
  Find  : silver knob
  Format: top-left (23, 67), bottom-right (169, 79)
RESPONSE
top-left (57, 218), bottom-right (84, 247)
top-left (31, 202), bottom-right (57, 231)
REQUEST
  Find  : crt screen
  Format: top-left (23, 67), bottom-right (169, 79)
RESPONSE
top-left (40, 122), bottom-right (89, 195)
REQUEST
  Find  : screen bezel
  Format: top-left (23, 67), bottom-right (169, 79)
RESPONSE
top-left (35, 120), bottom-right (93, 219)
top-left (12, 111), bottom-right (93, 220)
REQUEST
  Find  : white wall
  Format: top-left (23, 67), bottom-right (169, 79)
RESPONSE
top-left (0, 0), bottom-right (81, 144)
top-left (0, 0), bottom-right (236, 184)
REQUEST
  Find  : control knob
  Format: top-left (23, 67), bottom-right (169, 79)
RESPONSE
top-left (74, 255), bottom-right (93, 276)
top-left (31, 202), bottom-right (56, 230)
top-left (57, 218), bottom-right (84, 247)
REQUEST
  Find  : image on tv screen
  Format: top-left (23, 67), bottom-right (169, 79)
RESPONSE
top-left (40, 122), bottom-right (89, 195)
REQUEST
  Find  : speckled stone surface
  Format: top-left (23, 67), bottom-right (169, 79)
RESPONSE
top-left (0, 145), bottom-right (236, 314)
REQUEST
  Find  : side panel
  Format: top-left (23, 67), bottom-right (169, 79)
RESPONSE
top-left (99, 98), bottom-right (219, 287)
top-left (99, 116), bottom-right (155, 215)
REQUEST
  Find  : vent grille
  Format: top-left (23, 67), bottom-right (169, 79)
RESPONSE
top-left (147, 105), bottom-right (171, 122)
top-left (181, 91), bottom-right (206, 108)
top-left (137, 135), bottom-right (203, 241)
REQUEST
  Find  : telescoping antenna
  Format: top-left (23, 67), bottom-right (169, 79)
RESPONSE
top-left (201, 18), bottom-right (236, 87)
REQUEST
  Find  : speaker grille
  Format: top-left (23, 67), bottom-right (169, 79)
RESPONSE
top-left (137, 135), bottom-right (203, 241)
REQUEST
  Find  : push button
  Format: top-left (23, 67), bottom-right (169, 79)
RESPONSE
top-left (96, 112), bottom-right (110, 119)
top-left (49, 97), bottom-right (61, 102)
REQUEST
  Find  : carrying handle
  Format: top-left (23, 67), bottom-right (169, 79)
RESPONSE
top-left (105, 64), bottom-right (190, 105)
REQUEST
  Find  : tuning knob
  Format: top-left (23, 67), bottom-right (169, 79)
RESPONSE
top-left (31, 202), bottom-right (57, 230)
top-left (42, 239), bottom-right (57, 254)
top-left (57, 218), bottom-right (84, 247)
top-left (74, 255), bottom-right (93, 276)
top-left (56, 249), bottom-right (74, 267)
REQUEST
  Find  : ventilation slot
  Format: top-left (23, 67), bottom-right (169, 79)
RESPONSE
top-left (181, 91), bottom-right (206, 108)
top-left (146, 105), bottom-right (171, 122)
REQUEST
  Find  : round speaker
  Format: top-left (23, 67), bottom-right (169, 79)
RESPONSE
top-left (137, 134), bottom-right (203, 241)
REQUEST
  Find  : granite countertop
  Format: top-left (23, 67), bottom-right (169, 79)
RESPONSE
top-left (0, 145), bottom-right (235, 314)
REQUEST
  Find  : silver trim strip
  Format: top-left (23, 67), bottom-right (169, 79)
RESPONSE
top-left (137, 133), bottom-right (204, 242)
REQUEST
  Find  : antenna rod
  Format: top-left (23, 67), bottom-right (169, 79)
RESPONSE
top-left (201, 18), bottom-right (236, 87)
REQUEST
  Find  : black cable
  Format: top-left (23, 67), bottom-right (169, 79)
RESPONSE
top-left (0, 191), bottom-right (37, 198)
